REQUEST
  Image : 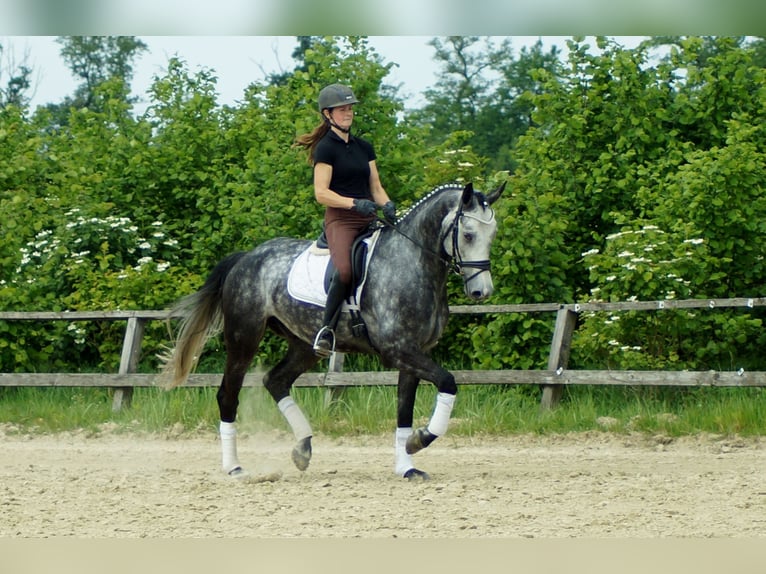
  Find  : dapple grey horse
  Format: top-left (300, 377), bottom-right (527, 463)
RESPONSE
top-left (160, 181), bottom-right (505, 480)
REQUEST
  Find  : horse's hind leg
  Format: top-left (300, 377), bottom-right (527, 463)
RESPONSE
top-left (217, 323), bottom-right (264, 476)
top-left (263, 334), bottom-right (321, 471)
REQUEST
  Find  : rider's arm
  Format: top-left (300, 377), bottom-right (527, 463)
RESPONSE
top-left (368, 160), bottom-right (391, 206)
top-left (313, 162), bottom-right (355, 209)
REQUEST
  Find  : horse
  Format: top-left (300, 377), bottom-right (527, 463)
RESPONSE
top-left (159, 181), bottom-right (505, 480)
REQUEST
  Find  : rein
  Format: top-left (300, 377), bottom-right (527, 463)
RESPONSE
top-left (376, 196), bottom-right (493, 280)
top-left (375, 216), bottom-right (449, 269)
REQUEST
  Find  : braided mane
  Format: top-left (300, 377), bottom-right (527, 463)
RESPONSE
top-left (395, 182), bottom-right (465, 224)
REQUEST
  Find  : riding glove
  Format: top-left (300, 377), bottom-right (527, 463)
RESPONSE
top-left (382, 201), bottom-right (397, 223)
top-left (352, 198), bottom-right (377, 216)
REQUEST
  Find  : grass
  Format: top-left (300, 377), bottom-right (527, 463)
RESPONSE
top-left (1, 382), bottom-right (765, 438)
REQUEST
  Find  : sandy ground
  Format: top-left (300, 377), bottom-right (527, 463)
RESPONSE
top-left (1, 427), bottom-right (765, 539)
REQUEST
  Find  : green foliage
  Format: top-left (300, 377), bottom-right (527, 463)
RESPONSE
top-left (0, 36), bottom-right (436, 373)
top-left (510, 36), bottom-right (766, 371)
top-left (2, 35), bottom-right (766, 383)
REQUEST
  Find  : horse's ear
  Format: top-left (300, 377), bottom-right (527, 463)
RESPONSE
top-left (485, 181), bottom-right (507, 205)
top-left (461, 182), bottom-right (474, 206)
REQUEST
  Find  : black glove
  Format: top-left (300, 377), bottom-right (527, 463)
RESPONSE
top-left (352, 198), bottom-right (377, 216)
top-left (382, 201), bottom-right (397, 223)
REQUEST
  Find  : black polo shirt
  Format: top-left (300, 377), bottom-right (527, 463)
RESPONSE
top-left (313, 130), bottom-right (376, 200)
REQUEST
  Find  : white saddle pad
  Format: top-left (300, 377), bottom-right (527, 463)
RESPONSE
top-left (287, 243), bottom-right (333, 306)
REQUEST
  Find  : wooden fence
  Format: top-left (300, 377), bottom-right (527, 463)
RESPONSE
top-left (1, 297), bottom-right (765, 412)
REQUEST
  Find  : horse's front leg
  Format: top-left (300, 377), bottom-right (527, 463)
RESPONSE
top-left (389, 352), bottom-right (458, 459)
top-left (395, 371), bottom-right (430, 480)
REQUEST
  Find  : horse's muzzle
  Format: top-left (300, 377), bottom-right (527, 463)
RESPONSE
top-left (464, 271), bottom-right (494, 300)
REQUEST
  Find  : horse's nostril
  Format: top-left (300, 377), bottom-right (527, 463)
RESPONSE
top-left (471, 290), bottom-right (484, 299)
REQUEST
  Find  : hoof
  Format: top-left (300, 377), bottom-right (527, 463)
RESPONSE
top-left (405, 427), bottom-right (436, 455)
top-left (227, 466), bottom-right (249, 480)
top-left (403, 468), bottom-right (430, 481)
top-left (291, 436), bottom-right (312, 471)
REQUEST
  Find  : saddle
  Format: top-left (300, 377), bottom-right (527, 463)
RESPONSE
top-left (287, 225), bottom-right (382, 340)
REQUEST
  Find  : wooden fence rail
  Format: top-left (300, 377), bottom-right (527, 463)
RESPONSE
top-left (1, 297), bottom-right (765, 412)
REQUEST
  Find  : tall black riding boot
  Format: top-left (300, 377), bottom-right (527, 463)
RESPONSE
top-left (313, 273), bottom-right (349, 358)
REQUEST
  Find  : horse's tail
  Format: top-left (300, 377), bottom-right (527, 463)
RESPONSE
top-left (157, 252), bottom-right (246, 389)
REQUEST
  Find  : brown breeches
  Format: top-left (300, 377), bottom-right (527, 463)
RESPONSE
top-left (324, 207), bottom-right (374, 284)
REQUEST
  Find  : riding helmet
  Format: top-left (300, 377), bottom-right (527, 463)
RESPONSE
top-left (318, 84), bottom-right (359, 112)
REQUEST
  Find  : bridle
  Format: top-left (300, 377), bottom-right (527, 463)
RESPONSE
top-left (378, 195), bottom-right (495, 282)
top-left (441, 197), bottom-right (495, 281)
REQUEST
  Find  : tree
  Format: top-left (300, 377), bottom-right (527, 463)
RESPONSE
top-left (749, 36), bottom-right (766, 67)
top-left (35, 36), bottom-right (147, 127)
top-left (0, 42), bottom-right (33, 108)
top-left (266, 36), bottom-right (319, 86)
top-left (478, 39), bottom-right (563, 172)
top-left (412, 37), bottom-right (562, 173)
top-left (412, 37), bottom-right (500, 143)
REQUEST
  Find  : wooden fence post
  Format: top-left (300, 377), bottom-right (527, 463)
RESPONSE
top-left (112, 317), bottom-right (146, 412)
top-left (540, 305), bottom-right (578, 410)
top-left (324, 351), bottom-right (346, 408)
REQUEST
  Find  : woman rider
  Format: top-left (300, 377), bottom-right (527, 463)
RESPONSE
top-left (295, 84), bottom-right (396, 357)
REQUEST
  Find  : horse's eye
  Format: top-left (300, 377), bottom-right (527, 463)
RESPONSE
top-left (463, 232), bottom-right (474, 243)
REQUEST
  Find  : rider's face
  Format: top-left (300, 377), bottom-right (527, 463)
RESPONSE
top-left (327, 104), bottom-right (354, 129)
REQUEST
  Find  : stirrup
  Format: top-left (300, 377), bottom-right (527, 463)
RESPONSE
top-left (312, 326), bottom-right (335, 358)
